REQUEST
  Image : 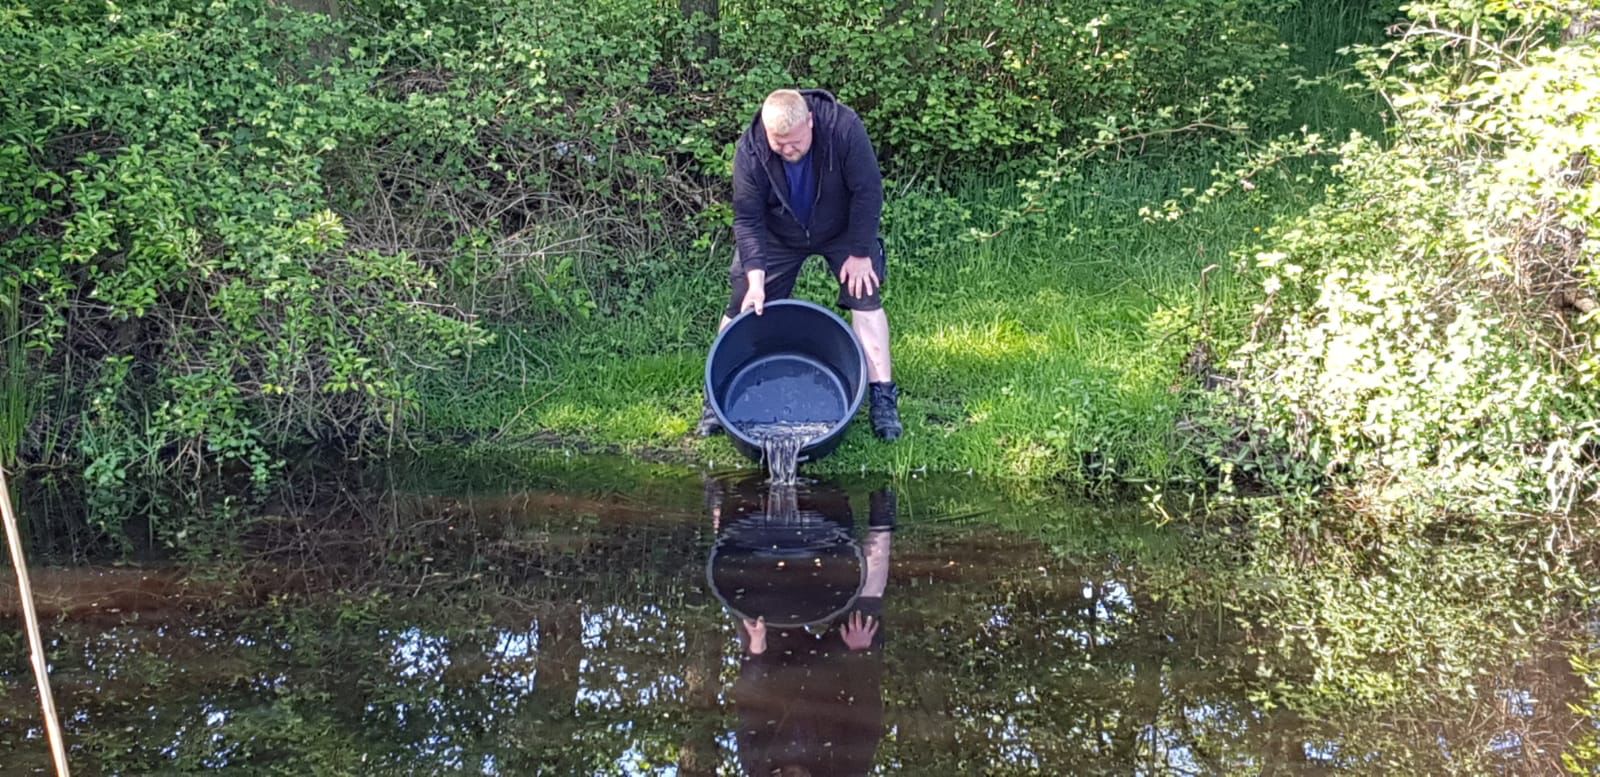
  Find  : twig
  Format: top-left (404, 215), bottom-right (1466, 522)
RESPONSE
top-left (0, 464), bottom-right (72, 776)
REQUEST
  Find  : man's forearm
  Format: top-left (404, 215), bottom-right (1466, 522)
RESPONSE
top-left (746, 268), bottom-right (765, 288)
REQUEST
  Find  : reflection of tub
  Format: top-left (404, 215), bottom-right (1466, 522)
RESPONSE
top-left (704, 300), bottom-right (867, 464)
top-left (707, 511), bottom-right (865, 628)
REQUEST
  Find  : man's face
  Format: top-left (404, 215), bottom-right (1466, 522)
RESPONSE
top-left (765, 116), bottom-right (813, 163)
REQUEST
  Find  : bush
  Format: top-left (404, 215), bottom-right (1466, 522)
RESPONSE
top-left (1161, 0), bottom-right (1600, 713)
top-left (1198, 0), bottom-right (1599, 520)
top-left (0, 0), bottom-right (1309, 519)
top-left (0, 1), bottom-right (486, 525)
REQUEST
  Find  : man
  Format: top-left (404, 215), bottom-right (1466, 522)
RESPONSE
top-left (697, 88), bottom-right (902, 441)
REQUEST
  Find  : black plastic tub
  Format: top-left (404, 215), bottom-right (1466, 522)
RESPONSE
top-left (706, 481), bottom-right (865, 628)
top-left (704, 299), bottom-right (867, 464)
top-left (707, 513), bottom-right (864, 628)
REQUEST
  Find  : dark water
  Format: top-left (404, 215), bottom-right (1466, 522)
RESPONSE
top-left (0, 456), bottom-right (1593, 775)
top-left (722, 360), bottom-right (847, 432)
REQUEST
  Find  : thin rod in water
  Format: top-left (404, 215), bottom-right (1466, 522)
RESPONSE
top-left (0, 464), bottom-right (72, 776)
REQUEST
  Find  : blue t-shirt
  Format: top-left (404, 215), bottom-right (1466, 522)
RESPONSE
top-left (782, 153), bottom-right (815, 228)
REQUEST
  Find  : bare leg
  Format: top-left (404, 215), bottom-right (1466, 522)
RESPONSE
top-left (850, 308), bottom-right (893, 384)
top-left (862, 530), bottom-right (892, 598)
top-left (718, 315), bottom-right (732, 333)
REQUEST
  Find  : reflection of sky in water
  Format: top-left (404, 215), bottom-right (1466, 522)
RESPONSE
top-left (576, 657), bottom-right (624, 710)
top-left (484, 622), bottom-right (538, 698)
top-left (1496, 687), bottom-right (1536, 718)
top-left (1305, 738), bottom-right (1391, 769)
top-left (155, 700), bottom-right (236, 768)
top-left (993, 715), bottom-right (1042, 767)
top-left (1303, 739), bottom-right (1340, 764)
top-left (1488, 730), bottom-right (1523, 757)
top-left (573, 605), bottom-right (688, 709)
top-left (7, 491), bottom-right (1589, 777)
top-left (1136, 721), bottom-right (1201, 776)
top-left (491, 626), bottom-right (535, 660)
top-left (250, 671), bottom-right (289, 694)
top-left (389, 626), bottom-right (451, 680)
top-left (1088, 579), bottom-right (1134, 619)
top-left (1046, 577), bottom-right (1137, 649)
top-left (614, 742), bottom-right (680, 776)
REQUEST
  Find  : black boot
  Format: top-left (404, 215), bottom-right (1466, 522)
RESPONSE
top-left (869, 487), bottom-right (898, 530)
top-left (868, 381), bottom-right (902, 441)
top-left (696, 397), bottom-right (723, 437)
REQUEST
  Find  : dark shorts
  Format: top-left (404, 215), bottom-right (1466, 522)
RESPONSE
top-left (725, 237), bottom-right (888, 319)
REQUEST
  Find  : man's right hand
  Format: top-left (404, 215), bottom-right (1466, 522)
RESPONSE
top-left (740, 269), bottom-right (766, 315)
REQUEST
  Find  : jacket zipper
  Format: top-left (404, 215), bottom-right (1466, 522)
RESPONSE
top-left (769, 156), bottom-right (812, 243)
top-left (764, 113), bottom-right (828, 243)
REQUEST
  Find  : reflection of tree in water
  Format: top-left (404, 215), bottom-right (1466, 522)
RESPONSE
top-left (0, 469), bottom-right (1591, 774)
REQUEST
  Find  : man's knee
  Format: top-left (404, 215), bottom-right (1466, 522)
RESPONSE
top-left (832, 238), bottom-right (887, 313)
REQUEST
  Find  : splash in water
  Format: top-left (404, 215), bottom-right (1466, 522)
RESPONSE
top-left (738, 421), bottom-right (833, 485)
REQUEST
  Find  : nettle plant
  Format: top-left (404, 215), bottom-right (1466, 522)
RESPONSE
top-left (1211, 0), bottom-right (1598, 519)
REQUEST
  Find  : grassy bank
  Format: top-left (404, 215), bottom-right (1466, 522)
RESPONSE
top-left (411, 0), bottom-right (1392, 484)
top-left (415, 156), bottom-right (1323, 484)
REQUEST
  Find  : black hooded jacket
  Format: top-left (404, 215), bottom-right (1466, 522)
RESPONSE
top-left (732, 89), bottom-right (884, 273)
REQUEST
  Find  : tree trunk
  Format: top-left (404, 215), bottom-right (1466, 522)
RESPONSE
top-left (1564, 10), bottom-right (1599, 42)
top-left (679, 0), bottom-right (720, 59)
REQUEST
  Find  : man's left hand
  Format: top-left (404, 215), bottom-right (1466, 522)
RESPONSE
top-left (839, 255), bottom-right (879, 299)
top-left (840, 611), bottom-right (878, 651)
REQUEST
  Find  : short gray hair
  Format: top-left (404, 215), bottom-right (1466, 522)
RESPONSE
top-left (761, 90), bottom-right (810, 134)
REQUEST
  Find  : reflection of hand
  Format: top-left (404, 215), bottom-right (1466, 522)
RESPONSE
top-left (840, 611), bottom-right (878, 651)
top-left (742, 616), bottom-right (766, 655)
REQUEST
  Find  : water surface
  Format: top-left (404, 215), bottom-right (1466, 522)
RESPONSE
top-left (0, 455), bottom-right (1590, 774)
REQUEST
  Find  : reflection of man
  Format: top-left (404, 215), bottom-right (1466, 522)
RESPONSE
top-left (706, 480), bottom-right (896, 777)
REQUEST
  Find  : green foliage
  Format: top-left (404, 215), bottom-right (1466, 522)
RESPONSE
top-left (1197, 0), bottom-right (1599, 518)
top-left (1148, 0), bottom-right (1600, 716)
top-left (0, 278), bottom-right (28, 465)
top-left (0, 1), bottom-right (486, 527)
top-left (327, 0), bottom-right (1305, 322)
top-left (1, 0), bottom-right (1314, 509)
top-left (1565, 648), bottom-right (1600, 774)
top-left (706, 0), bottom-right (1298, 168)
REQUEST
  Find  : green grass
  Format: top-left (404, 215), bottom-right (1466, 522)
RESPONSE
top-left (1276, 0), bottom-right (1397, 138)
top-left (415, 0), bottom-right (1393, 485)
top-left (1, 281), bottom-right (29, 466)
top-left (415, 157), bottom-right (1323, 484)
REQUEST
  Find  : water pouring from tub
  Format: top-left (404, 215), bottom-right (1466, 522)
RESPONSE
top-left (704, 300), bottom-right (868, 484)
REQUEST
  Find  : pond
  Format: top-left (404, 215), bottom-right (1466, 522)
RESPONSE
top-left (1, 454), bottom-right (1591, 774)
